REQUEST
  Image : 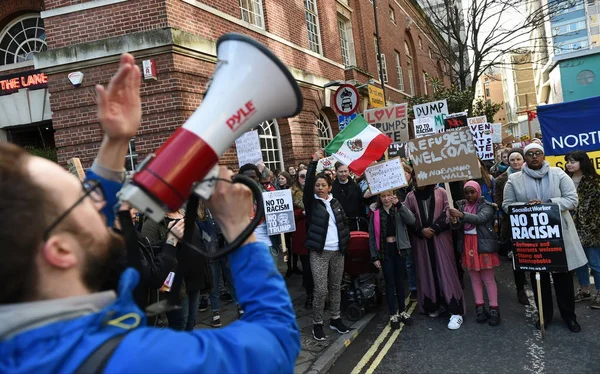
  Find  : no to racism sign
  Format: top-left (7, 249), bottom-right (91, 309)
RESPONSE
top-left (407, 127), bottom-right (481, 186)
top-left (263, 190), bottom-right (296, 235)
top-left (509, 204), bottom-right (567, 272)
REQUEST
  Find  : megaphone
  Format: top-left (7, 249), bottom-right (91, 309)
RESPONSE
top-left (120, 33), bottom-right (303, 223)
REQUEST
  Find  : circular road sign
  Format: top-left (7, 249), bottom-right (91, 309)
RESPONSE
top-left (333, 84), bottom-right (359, 115)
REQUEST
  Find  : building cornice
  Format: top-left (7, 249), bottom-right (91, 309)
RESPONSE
top-left (41, 0), bottom-right (128, 18)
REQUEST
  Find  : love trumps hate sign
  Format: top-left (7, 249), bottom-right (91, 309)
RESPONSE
top-left (508, 204), bottom-right (567, 272)
top-left (407, 127), bottom-right (481, 186)
top-left (363, 103), bottom-right (409, 143)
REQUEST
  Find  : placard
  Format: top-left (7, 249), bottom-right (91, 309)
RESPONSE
top-left (388, 142), bottom-right (406, 158)
top-left (444, 112), bottom-right (468, 131)
top-left (413, 99), bottom-right (449, 133)
top-left (468, 116), bottom-right (494, 160)
top-left (508, 204), bottom-right (567, 272)
top-left (368, 84), bottom-right (385, 108)
top-left (364, 158), bottom-right (408, 194)
top-left (67, 157), bottom-right (85, 181)
top-left (407, 127), bottom-right (481, 186)
top-left (235, 130), bottom-right (263, 168)
top-left (364, 103), bottom-right (409, 143)
top-left (491, 123), bottom-right (503, 143)
top-left (263, 190), bottom-right (296, 235)
top-left (316, 156), bottom-right (336, 172)
top-left (413, 117), bottom-right (436, 138)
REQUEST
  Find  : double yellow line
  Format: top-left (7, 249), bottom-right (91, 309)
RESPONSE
top-left (351, 296), bottom-right (417, 374)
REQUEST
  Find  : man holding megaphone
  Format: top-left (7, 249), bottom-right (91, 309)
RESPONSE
top-left (0, 47), bottom-right (300, 372)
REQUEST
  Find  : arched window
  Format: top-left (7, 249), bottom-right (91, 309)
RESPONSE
top-left (256, 119), bottom-right (284, 172)
top-left (0, 14), bottom-right (47, 66)
top-left (316, 113), bottom-right (332, 149)
top-left (404, 41), bottom-right (415, 95)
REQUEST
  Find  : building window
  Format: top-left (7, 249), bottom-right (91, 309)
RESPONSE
top-left (316, 113), bottom-right (332, 149)
top-left (338, 18), bottom-right (355, 67)
top-left (125, 139), bottom-right (138, 172)
top-left (556, 39), bottom-right (589, 54)
top-left (485, 87), bottom-right (490, 97)
top-left (0, 14), bottom-right (47, 66)
top-left (552, 20), bottom-right (586, 36)
top-left (405, 41), bottom-right (415, 95)
top-left (389, 6), bottom-right (396, 24)
top-left (423, 71), bottom-right (428, 95)
top-left (394, 51), bottom-right (404, 91)
top-left (374, 37), bottom-right (388, 83)
top-left (418, 36), bottom-right (423, 50)
top-left (239, 0), bottom-right (264, 28)
top-left (552, 0), bottom-right (584, 16)
top-left (304, 0), bottom-right (322, 53)
top-left (576, 69), bottom-right (595, 85)
top-left (256, 119), bottom-right (284, 172)
top-left (429, 48), bottom-right (432, 59)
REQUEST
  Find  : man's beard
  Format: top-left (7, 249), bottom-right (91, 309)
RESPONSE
top-left (82, 229), bottom-right (126, 292)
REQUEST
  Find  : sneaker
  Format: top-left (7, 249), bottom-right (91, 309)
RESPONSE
top-left (397, 311), bottom-right (413, 326)
top-left (238, 306), bottom-right (245, 318)
top-left (428, 310), bottom-right (440, 318)
top-left (389, 314), bottom-right (400, 330)
top-left (447, 315), bottom-right (463, 330)
top-left (488, 307), bottom-right (501, 326)
top-left (574, 289), bottom-right (592, 303)
top-left (198, 296), bottom-right (209, 312)
top-left (313, 324), bottom-right (326, 341)
top-left (517, 289), bottom-right (530, 306)
top-left (591, 293), bottom-right (600, 309)
top-left (329, 318), bottom-right (350, 334)
top-left (409, 290), bottom-right (418, 302)
top-left (475, 305), bottom-right (489, 323)
top-left (211, 312), bottom-right (222, 328)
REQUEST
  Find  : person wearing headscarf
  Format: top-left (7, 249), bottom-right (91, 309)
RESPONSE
top-left (503, 143), bottom-right (587, 332)
top-left (450, 181), bottom-right (501, 326)
top-left (404, 182), bottom-right (466, 330)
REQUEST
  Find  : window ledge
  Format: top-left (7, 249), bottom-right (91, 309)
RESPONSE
top-left (0, 60), bottom-right (35, 73)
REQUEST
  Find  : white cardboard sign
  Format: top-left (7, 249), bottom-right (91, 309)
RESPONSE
top-left (413, 99), bottom-right (449, 133)
top-left (263, 190), bottom-right (296, 235)
top-left (364, 158), bottom-right (408, 195)
top-left (235, 130), bottom-right (263, 168)
top-left (414, 117), bottom-right (436, 138)
top-left (363, 103), bottom-right (409, 143)
top-left (468, 116), bottom-right (494, 160)
top-left (491, 123), bottom-right (503, 144)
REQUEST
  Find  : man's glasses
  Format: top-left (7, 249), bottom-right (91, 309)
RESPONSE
top-left (43, 180), bottom-right (105, 240)
top-left (525, 151), bottom-right (543, 158)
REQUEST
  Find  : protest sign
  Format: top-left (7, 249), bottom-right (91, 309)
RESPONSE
top-left (317, 156), bottom-right (336, 172)
top-left (235, 130), bottom-right (263, 168)
top-left (468, 116), bottom-right (494, 160)
top-left (413, 117), bottom-right (436, 138)
top-left (263, 190), bottom-right (296, 235)
top-left (508, 204), bottom-right (567, 272)
top-left (364, 103), bottom-right (409, 143)
top-left (491, 123), bottom-right (503, 143)
top-left (538, 96), bottom-right (600, 172)
top-left (413, 99), bottom-right (448, 133)
top-left (388, 142), bottom-right (406, 158)
top-left (407, 127), bottom-right (481, 186)
top-left (67, 158), bottom-right (85, 181)
top-left (444, 112), bottom-right (468, 131)
top-left (364, 158), bottom-right (408, 194)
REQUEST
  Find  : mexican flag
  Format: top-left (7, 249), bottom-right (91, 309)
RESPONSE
top-left (325, 115), bottom-right (392, 175)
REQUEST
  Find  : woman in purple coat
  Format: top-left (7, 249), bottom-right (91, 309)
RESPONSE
top-left (404, 184), bottom-right (466, 330)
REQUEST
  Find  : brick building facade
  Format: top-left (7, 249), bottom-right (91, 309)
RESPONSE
top-left (0, 0), bottom-right (449, 172)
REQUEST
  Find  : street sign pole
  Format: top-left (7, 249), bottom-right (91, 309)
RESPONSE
top-left (373, 0), bottom-right (387, 108)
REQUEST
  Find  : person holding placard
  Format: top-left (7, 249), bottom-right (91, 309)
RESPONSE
top-left (494, 149), bottom-right (530, 306)
top-left (332, 162), bottom-right (366, 230)
top-left (369, 190), bottom-right (416, 329)
top-left (503, 144), bottom-right (587, 332)
top-left (404, 182), bottom-right (466, 330)
top-left (304, 151), bottom-right (351, 341)
top-left (450, 181), bottom-right (501, 326)
top-left (565, 150), bottom-right (600, 309)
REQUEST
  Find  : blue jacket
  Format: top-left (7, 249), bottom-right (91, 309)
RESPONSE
top-left (0, 171), bottom-right (300, 373)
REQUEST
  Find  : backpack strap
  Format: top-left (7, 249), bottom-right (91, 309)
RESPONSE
top-left (75, 333), bottom-right (127, 374)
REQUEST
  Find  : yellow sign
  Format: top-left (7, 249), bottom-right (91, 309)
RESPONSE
top-left (368, 84), bottom-right (384, 108)
top-left (546, 150), bottom-right (600, 173)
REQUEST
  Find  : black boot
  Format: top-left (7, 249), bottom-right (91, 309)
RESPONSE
top-left (475, 305), bottom-right (489, 323)
top-left (305, 294), bottom-right (314, 310)
top-left (488, 307), bottom-right (501, 326)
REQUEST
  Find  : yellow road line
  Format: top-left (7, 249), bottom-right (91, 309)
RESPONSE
top-left (365, 301), bottom-right (418, 374)
top-left (351, 295), bottom-right (411, 374)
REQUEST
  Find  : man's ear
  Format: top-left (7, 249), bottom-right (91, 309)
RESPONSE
top-left (41, 234), bottom-right (79, 269)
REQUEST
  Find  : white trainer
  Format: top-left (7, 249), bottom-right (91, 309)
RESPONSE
top-left (448, 314), bottom-right (463, 330)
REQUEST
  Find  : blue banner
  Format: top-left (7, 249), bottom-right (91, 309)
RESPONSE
top-left (538, 96), bottom-right (600, 156)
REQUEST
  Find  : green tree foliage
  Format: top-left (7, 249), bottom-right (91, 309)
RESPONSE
top-left (25, 146), bottom-right (57, 162)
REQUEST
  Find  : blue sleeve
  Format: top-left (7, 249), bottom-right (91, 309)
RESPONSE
top-left (85, 170), bottom-right (123, 228)
top-left (105, 241), bottom-right (300, 373)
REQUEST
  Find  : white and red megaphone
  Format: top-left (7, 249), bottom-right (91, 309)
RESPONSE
top-left (120, 33), bottom-right (303, 222)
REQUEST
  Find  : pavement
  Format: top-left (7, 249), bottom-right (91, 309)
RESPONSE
top-left (332, 258), bottom-right (600, 374)
top-left (191, 258), bottom-right (375, 374)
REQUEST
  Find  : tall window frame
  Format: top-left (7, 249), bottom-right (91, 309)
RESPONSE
top-left (337, 17), bottom-right (356, 67)
top-left (394, 50), bottom-right (405, 91)
top-left (0, 14), bottom-right (47, 66)
top-left (256, 119), bottom-right (284, 172)
top-left (405, 41), bottom-right (415, 95)
top-left (304, 0), bottom-right (322, 54)
top-left (316, 113), bottom-right (333, 149)
top-left (374, 36), bottom-right (388, 83)
top-left (422, 71), bottom-right (428, 95)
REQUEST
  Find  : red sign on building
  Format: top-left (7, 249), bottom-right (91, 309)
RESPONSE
top-left (0, 70), bottom-right (48, 96)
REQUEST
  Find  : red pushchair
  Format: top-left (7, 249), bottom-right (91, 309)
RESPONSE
top-left (342, 217), bottom-right (380, 321)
